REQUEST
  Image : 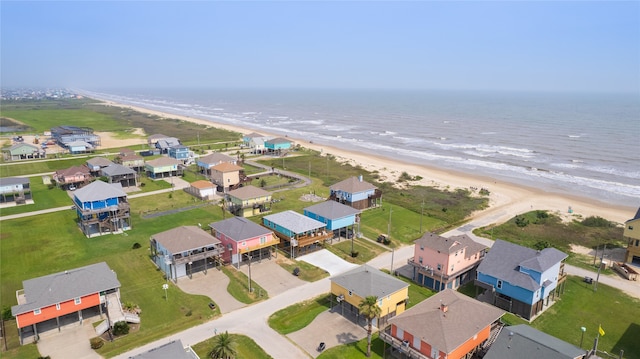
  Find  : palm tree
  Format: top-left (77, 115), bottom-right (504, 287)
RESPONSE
top-left (359, 295), bottom-right (381, 357)
top-left (209, 331), bottom-right (236, 359)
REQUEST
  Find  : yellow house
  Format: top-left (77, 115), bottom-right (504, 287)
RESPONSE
top-left (226, 185), bottom-right (272, 217)
top-left (210, 162), bottom-right (243, 192)
top-left (624, 208), bottom-right (640, 265)
top-left (330, 264), bottom-right (409, 328)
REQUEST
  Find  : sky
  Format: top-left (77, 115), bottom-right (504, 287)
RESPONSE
top-left (1, 1), bottom-right (639, 93)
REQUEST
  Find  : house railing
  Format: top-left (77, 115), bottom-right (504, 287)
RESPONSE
top-left (379, 331), bottom-right (428, 359)
top-left (172, 247), bottom-right (225, 265)
top-left (295, 231), bottom-right (333, 247)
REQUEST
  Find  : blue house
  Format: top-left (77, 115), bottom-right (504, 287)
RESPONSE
top-left (168, 145), bottom-right (191, 163)
top-left (303, 201), bottom-right (361, 236)
top-left (329, 175), bottom-right (382, 210)
top-left (264, 137), bottom-right (293, 155)
top-left (475, 240), bottom-right (567, 320)
top-left (262, 210), bottom-right (332, 258)
top-left (73, 180), bottom-right (131, 237)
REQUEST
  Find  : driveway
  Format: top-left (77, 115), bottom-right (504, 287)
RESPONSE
top-left (176, 269), bottom-right (246, 314)
top-left (240, 259), bottom-right (307, 297)
top-left (37, 321), bottom-right (101, 359)
top-left (298, 249), bottom-right (358, 276)
top-left (287, 309), bottom-right (368, 358)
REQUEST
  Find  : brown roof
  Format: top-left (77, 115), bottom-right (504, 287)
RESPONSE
top-left (330, 176), bottom-right (377, 193)
top-left (118, 153), bottom-right (143, 162)
top-left (389, 289), bottom-right (504, 354)
top-left (56, 165), bottom-right (90, 177)
top-left (191, 180), bottom-right (215, 189)
top-left (198, 153), bottom-right (235, 165)
top-left (152, 226), bottom-right (221, 254)
top-left (211, 162), bottom-right (243, 172)
top-left (227, 185), bottom-right (271, 200)
top-left (415, 232), bottom-right (487, 257)
top-left (119, 148), bottom-right (136, 156)
top-left (146, 157), bottom-right (181, 167)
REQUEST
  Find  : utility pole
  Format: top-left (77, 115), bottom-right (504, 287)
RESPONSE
top-left (420, 198), bottom-right (424, 233)
top-left (594, 244), bottom-right (605, 292)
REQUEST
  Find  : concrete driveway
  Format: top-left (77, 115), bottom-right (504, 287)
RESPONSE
top-left (37, 321), bottom-right (101, 359)
top-left (239, 259), bottom-right (307, 296)
top-left (287, 309), bottom-right (368, 358)
top-left (298, 249), bottom-right (358, 276)
top-left (176, 269), bottom-right (246, 314)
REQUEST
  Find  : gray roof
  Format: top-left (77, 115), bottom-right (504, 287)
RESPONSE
top-left (6, 143), bottom-right (39, 152)
top-left (265, 137), bottom-right (292, 145)
top-left (330, 264), bottom-right (408, 299)
top-left (304, 200), bottom-right (361, 220)
top-left (101, 163), bottom-right (136, 177)
top-left (198, 152), bottom-right (235, 165)
top-left (629, 207), bottom-right (640, 222)
top-left (152, 226), bottom-right (221, 254)
top-left (415, 232), bottom-right (487, 257)
top-left (484, 325), bottom-right (586, 359)
top-left (330, 176), bottom-right (377, 193)
top-left (388, 289), bottom-right (505, 354)
top-left (129, 340), bottom-right (199, 359)
top-left (209, 216), bottom-right (272, 242)
top-left (12, 262), bottom-right (120, 316)
top-left (263, 210), bottom-right (326, 234)
top-left (227, 185), bottom-right (271, 200)
top-left (0, 177), bottom-right (29, 186)
top-left (74, 180), bottom-right (126, 202)
top-left (146, 157), bottom-right (181, 167)
top-left (86, 157), bottom-right (114, 168)
top-left (156, 138), bottom-right (181, 149)
top-left (66, 140), bottom-right (92, 148)
top-left (477, 240), bottom-right (567, 291)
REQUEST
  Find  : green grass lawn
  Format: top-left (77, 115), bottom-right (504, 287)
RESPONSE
top-left (0, 156), bottom-right (93, 177)
top-left (221, 266), bottom-right (268, 304)
top-left (268, 294), bottom-right (332, 334)
top-left (325, 238), bottom-right (387, 264)
top-left (318, 332), bottom-right (385, 359)
top-left (359, 203), bottom-right (445, 246)
top-left (192, 333), bottom-right (273, 359)
top-left (274, 254), bottom-right (329, 282)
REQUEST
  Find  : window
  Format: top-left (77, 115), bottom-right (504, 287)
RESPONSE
top-left (437, 264), bottom-right (442, 271)
top-left (34, 308), bottom-right (41, 315)
top-left (455, 251), bottom-right (458, 256)
top-left (636, 240), bottom-right (640, 247)
top-left (497, 280), bottom-right (503, 289)
top-left (227, 244), bottom-right (232, 251)
top-left (56, 303), bottom-right (61, 310)
top-left (74, 297), bottom-right (81, 305)
top-left (629, 225), bottom-right (634, 230)
top-left (451, 265), bottom-right (454, 272)
top-left (420, 244), bottom-right (424, 250)
top-left (419, 256), bottom-right (423, 264)
top-left (260, 236), bottom-right (266, 244)
top-left (242, 241), bottom-right (246, 247)
top-left (348, 290), bottom-right (352, 296)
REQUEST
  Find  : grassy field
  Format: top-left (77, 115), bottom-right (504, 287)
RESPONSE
top-left (192, 333), bottom-right (273, 359)
top-left (268, 294), bottom-right (332, 334)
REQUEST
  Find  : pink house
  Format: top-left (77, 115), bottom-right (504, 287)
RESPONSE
top-left (408, 232), bottom-right (487, 291)
top-left (53, 165), bottom-right (91, 190)
top-left (209, 217), bottom-right (279, 268)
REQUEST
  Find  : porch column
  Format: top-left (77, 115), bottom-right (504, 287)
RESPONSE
top-left (56, 316), bottom-right (60, 332)
top-left (33, 323), bottom-right (38, 342)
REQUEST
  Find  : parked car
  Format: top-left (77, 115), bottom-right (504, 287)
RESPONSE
top-left (68, 184), bottom-right (77, 191)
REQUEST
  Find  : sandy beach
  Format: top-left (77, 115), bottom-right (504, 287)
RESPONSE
top-left (97, 100), bottom-right (636, 225)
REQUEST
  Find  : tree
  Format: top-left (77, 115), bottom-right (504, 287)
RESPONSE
top-left (359, 296), bottom-right (381, 357)
top-left (209, 331), bottom-right (237, 359)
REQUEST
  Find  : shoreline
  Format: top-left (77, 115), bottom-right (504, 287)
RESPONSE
top-left (95, 99), bottom-right (636, 225)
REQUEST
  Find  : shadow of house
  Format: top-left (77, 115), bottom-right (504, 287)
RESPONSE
top-left (613, 322), bottom-right (640, 358)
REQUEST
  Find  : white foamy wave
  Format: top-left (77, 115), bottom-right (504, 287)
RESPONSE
top-left (378, 131), bottom-right (397, 136)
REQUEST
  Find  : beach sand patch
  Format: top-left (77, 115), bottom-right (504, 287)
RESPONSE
top-left (300, 193), bottom-right (325, 202)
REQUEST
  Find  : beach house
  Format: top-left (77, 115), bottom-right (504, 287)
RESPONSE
top-left (475, 239), bottom-right (568, 320)
top-left (262, 210), bottom-right (332, 258)
top-left (51, 125), bottom-right (101, 149)
top-left (144, 157), bottom-right (182, 179)
top-left (154, 137), bottom-right (181, 154)
top-left (101, 163), bottom-right (138, 188)
top-left (408, 232), bottom-right (487, 292)
top-left (11, 262), bottom-right (122, 344)
top-left (264, 137), bottom-right (293, 155)
top-left (2, 142), bottom-right (46, 161)
top-left (0, 177), bottom-right (32, 205)
top-left (73, 180), bottom-right (131, 237)
top-left (130, 340), bottom-right (200, 359)
top-left (244, 133), bottom-right (272, 154)
top-left (624, 208), bottom-right (640, 266)
top-left (303, 200), bottom-right (361, 238)
top-left (209, 216), bottom-right (279, 267)
top-left (483, 324), bottom-right (586, 359)
top-left (86, 157), bottom-right (114, 175)
top-left (168, 144), bottom-right (192, 164)
top-left (329, 175), bottom-right (382, 210)
top-left (114, 151), bottom-right (145, 172)
top-left (380, 289), bottom-right (505, 359)
top-left (53, 165), bottom-right (92, 190)
top-left (330, 264), bottom-right (409, 327)
top-left (226, 185), bottom-right (272, 217)
top-left (150, 226), bottom-right (225, 282)
top-left (196, 152), bottom-right (237, 177)
top-left (210, 162), bottom-right (244, 192)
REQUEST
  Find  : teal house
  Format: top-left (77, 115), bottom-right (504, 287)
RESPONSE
top-left (303, 201), bottom-right (361, 233)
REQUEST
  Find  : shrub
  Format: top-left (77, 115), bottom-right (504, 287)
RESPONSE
top-left (582, 216), bottom-right (614, 228)
top-left (2, 306), bottom-right (14, 320)
top-left (536, 210), bottom-right (549, 219)
top-left (351, 251), bottom-right (359, 258)
top-left (90, 337), bottom-right (104, 349)
top-left (515, 216), bottom-right (529, 227)
top-left (132, 242), bottom-right (141, 249)
top-left (534, 241), bottom-right (551, 250)
top-left (185, 310), bottom-right (192, 317)
top-left (383, 237), bottom-right (391, 245)
top-left (113, 321), bottom-right (130, 336)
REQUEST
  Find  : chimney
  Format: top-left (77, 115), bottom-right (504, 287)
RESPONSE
top-left (440, 303), bottom-right (448, 313)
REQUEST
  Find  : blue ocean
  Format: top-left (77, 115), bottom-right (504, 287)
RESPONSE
top-left (81, 88), bottom-right (640, 208)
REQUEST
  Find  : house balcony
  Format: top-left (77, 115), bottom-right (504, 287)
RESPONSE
top-left (171, 246), bottom-right (225, 265)
top-left (379, 331), bottom-right (429, 359)
top-left (368, 189), bottom-right (383, 200)
top-left (293, 231), bottom-right (333, 248)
